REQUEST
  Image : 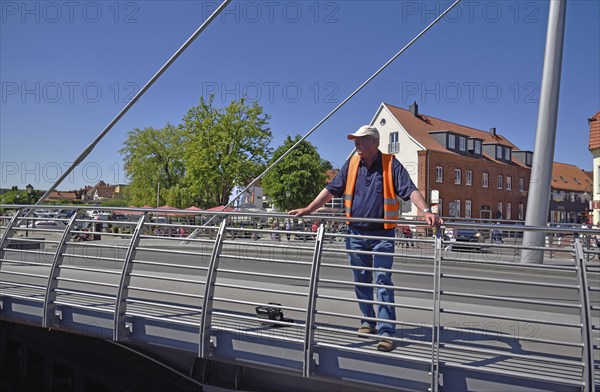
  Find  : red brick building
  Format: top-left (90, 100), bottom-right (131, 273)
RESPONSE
top-left (373, 102), bottom-right (532, 221)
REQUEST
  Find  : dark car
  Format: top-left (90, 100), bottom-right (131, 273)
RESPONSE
top-left (445, 228), bottom-right (485, 251)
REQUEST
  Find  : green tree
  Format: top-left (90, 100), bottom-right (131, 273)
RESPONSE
top-left (262, 135), bottom-right (332, 211)
top-left (181, 96), bottom-right (272, 207)
top-left (119, 124), bottom-right (185, 207)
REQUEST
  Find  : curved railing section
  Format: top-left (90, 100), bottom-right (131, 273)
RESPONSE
top-left (0, 205), bottom-right (598, 391)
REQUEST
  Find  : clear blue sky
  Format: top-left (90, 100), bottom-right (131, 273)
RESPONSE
top-left (1, 0), bottom-right (599, 192)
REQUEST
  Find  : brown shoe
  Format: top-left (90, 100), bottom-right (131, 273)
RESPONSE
top-left (377, 338), bottom-right (395, 352)
top-left (357, 325), bottom-right (376, 336)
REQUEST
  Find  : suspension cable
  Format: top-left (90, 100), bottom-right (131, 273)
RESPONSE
top-left (224, 0), bottom-right (462, 211)
top-left (30, 0), bottom-right (232, 209)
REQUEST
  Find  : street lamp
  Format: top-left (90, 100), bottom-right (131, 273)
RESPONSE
top-left (25, 184), bottom-right (33, 237)
top-left (25, 184), bottom-right (33, 203)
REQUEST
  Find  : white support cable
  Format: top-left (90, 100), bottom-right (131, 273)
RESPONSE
top-left (224, 0), bottom-right (462, 212)
top-left (27, 0), bottom-right (232, 209)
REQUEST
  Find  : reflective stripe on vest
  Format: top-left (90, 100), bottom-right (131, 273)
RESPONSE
top-left (343, 153), bottom-right (399, 230)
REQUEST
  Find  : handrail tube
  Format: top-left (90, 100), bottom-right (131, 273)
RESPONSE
top-left (43, 213), bottom-right (78, 328)
top-left (210, 311), bottom-right (304, 330)
top-left (59, 253), bottom-right (127, 263)
top-left (126, 298), bottom-right (201, 312)
top-left (304, 224), bottom-right (325, 378)
top-left (441, 274), bottom-right (579, 289)
top-left (441, 361), bottom-right (585, 387)
top-left (431, 229), bottom-right (443, 392)
top-left (53, 301), bottom-right (115, 314)
top-left (113, 214), bottom-right (147, 341)
top-left (219, 254), bottom-right (313, 267)
top-left (212, 297), bottom-right (306, 314)
top-left (440, 342), bottom-right (584, 367)
top-left (441, 326), bottom-right (584, 348)
top-left (573, 238), bottom-right (595, 391)
top-left (213, 282), bottom-right (306, 297)
top-left (55, 289), bottom-right (116, 300)
top-left (441, 308), bottom-right (582, 328)
top-left (322, 326), bottom-right (434, 348)
top-left (128, 272), bottom-right (203, 284)
top-left (441, 291), bottom-right (581, 309)
top-left (0, 210), bottom-right (25, 271)
top-left (199, 220), bottom-right (227, 358)
top-left (315, 310), bottom-right (424, 329)
top-left (126, 286), bottom-right (204, 299)
top-left (0, 270), bottom-right (50, 279)
top-left (131, 259), bottom-right (210, 271)
top-left (0, 259), bottom-right (53, 267)
top-left (55, 277), bottom-right (118, 288)
top-left (442, 258), bottom-right (577, 272)
top-left (319, 278), bottom-right (434, 294)
top-left (322, 262), bottom-right (435, 277)
top-left (59, 265), bottom-right (121, 275)
top-left (214, 268), bottom-right (310, 282)
top-left (317, 294), bottom-right (434, 312)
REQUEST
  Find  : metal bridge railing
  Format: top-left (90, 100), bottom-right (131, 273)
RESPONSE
top-left (0, 205), bottom-right (598, 391)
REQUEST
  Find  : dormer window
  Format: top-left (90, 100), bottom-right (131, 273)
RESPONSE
top-left (459, 136), bottom-right (466, 151)
top-left (448, 134), bottom-right (456, 149)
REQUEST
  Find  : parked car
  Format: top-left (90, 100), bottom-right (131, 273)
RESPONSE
top-left (19, 220), bottom-right (67, 230)
top-left (445, 227), bottom-right (485, 251)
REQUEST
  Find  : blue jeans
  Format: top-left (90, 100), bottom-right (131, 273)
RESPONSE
top-left (346, 227), bottom-right (396, 337)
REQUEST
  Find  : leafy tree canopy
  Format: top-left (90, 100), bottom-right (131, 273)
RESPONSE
top-left (262, 135), bottom-right (332, 211)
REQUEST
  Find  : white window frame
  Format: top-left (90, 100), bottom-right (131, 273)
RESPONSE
top-left (518, 203), bottom-right (524, 220)
top-left (519, 177), bottom-right (525, 192)
top-left (459, 136), bottom-right (466, 151)
top-left (465, 200), bottom-right (472, 218)
top-left (475, 140), bottom-right (482, 155)
top-left (506, 176), bottom-right (512, 191)
top-left (448, 134), bottom-right (456, 149)
top-left (506, 203), bottom-right (512, 220)
top-left (466, 170), bottom-right (473, 186)
top-left (436, 166), bottom-right (443, 183)
top-left (497, 202), bottom-right (503, 218)
top-left (454, 169), bottom-right (462, 185)
top-left (482, 172), bottom-right (489, 188)
top-left (497, 175), bottom-right (503, 190)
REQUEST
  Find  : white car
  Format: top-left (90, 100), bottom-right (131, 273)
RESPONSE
top-left (19, 220), bottom-right (67, 229)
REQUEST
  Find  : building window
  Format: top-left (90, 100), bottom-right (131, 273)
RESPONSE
top-left (497, 175), bottom-right (503, 190)
top-left (497, 202), bottom-right (503, 219)
top-left (438, 198), bottom-right (443, 217)
top-left (482, 172), bottom-right (489, 188)
top-left (506, 203), bottom-right (512, 220)
top-left (504, 147), bottom-right (512, 161)
top-left (496, 145), bottom-right (503, 159)
top-left (436, 166), bottom-right (443, 183)
top-left (519, 178), bottom-right (525, 192)
top-left (388, 132), bottom-right (399, 154)
top-left (475, 140), bottom-right (482, 155)
top-left (466, 170), bottom-right (473, 186)
top-left (448, 134), bottom-right (456, 149)
top-left (449, 199), bottom-right (461, 217)
top-left (459, 136), bottom-right (466, 151)
top-left (518, 203), bottom-right (524, 220)
top-left (465, 200), bottom-right (472, 218)
top-left (506, 176), bottom-right (512, 191)
top-left (454, 169), bottom-right (462, 185)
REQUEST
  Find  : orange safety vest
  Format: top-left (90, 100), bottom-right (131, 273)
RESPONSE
top-left (343, 153), bottom-right (399, 230)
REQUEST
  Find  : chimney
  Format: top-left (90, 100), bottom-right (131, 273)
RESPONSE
top-left (409, 101), bottom-right (418, 117)
top-left (489, 127), bottom-right (497, 137)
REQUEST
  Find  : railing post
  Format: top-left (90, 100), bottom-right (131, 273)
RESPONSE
top-left (303, 224), bottom-right (325, 378)
top-left (0, 210), bottom-right (23, 271)
top-left (199, 219), bottom-right (228, 358)
top-left (430, 228), bottom-right (443, 392)
top-left (573, 238), bottom-right (595, 391)
top-left (42, 212), bottom-right (79, 328)
top-left (113, 214), bottom-right (147, 341)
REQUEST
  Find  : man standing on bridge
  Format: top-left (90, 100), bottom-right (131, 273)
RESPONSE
top-left (289, 125), bottom-right (442, 352)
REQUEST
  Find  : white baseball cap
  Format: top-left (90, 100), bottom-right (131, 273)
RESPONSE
top-left (347, 125), bottom-right (380, 140)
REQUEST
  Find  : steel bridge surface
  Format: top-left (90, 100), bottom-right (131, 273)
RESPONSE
top-left (0, 206), bottom-right (598, 391)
